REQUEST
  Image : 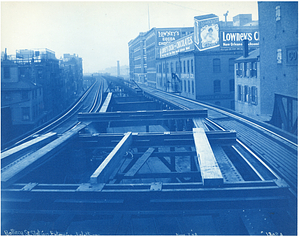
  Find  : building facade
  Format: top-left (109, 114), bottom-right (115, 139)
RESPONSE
top-left (128, 27), bottom-right (194, 86)
top-left (1, 57), bottom-right (45, 141)
top-left (234, 45), bottom-right (260, 116)
top-left (155, 14), bottom-right (258, 109)
top-left (258, 1), bottom-right (297, 132)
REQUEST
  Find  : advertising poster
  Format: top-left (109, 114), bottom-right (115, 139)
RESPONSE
top-left (194, 14), bottom-right (220, 51)
top-left (221, 31), bottom-right (259, 49)
top-left (160, 34), bottom-right (194, 58)
top-left (157, 30), bottom-right (181, 46)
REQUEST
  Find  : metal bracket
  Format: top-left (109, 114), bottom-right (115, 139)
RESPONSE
top-left (21, 182), bottom-right (38, 191)
top-left (150, 182), bottom-right (162, 191)
top-left (76, 183), bottom-right (105, 192)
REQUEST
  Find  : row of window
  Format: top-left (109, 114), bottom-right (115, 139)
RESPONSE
top-left (183, 79), bottom-right (195, 94)
top-left (157, 58), bottom-right (236, 75)
top-left (236, 62), bottom-right (257, 78)
top-left (237, 85), bottom-right (258, 105)
top-left (157, 59), bottom-right (194, 75)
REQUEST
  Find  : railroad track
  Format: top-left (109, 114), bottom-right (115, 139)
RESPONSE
top-left (134, 83), bottom-right (297, 194)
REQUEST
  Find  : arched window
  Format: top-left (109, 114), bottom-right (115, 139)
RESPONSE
top-left (214, 80), bottom-right (221, 93)
top-left (213, 59), bottom-right (221, 73)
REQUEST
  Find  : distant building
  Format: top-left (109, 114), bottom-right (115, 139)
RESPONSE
top-left (258, 1), bottom-right (297, 133)
top-left (60, 53), bottom-right (84, 106)
top-left (128, 27), bottom-right (194, 86)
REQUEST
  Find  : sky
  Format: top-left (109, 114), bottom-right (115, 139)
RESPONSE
top-left (1, 1), bottom-right (258, 73)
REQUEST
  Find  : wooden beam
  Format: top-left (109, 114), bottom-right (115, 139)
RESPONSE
top-left (1, 132), bottom-right (57, 167)
top-left (1, 124), bottom-right (86, 188)
top-left (90, 132), bottom-right (132, 184)
top-left (193, 128), bottom-right (223, 186)
top-left (124, 147), bottom-right (155, 177)
top-left (99, 92), bottom-right (112, 112)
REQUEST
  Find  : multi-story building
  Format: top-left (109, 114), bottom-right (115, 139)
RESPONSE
top-left (156, 14), bottom-right (259, 109)
top-left (128, 27), bottom-right (194, 86)
top-left (258, 1), bottom-right (298, 133)
top-left (60, 53), bottom-right (84, 106)
top-left (234, 42), bottom-right (260, 116)
top-left (1, 54), bottom-right (45, 142)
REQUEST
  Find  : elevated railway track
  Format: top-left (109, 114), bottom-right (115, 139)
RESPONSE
top-left (1, 76), bottom-right (297, 235)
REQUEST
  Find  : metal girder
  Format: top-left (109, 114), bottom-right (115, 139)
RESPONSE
top-left (78, 109), bottom-right (208, 123)
top-left (124, 147), bottom-right (155, 177)
top-left (90, 132), bottom-right (132, 184)
top-left (1, 180), bottom-right (290, 212)
top-left (193, 128), bottom-right (223, 186)
top-left (113, 101), bottom-right (159, 111)
top-left (78, 131), bottom-right (237, 149)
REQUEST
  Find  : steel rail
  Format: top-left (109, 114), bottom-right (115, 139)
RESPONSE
top-left (140, 87), bottom-right (285, 184)
top-left (142, 87), bottom-right (297, 147)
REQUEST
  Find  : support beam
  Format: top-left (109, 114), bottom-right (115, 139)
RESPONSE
top-left (193, 128), bottom-right (224, 186)
top-left (90, 132), bottom-right (132, 184)
top-left (78, 109), bottom-right (208, 123)
top-left (124, 147), bottom-right (155, 177)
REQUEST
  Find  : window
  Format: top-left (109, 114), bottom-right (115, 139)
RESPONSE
top-left (187, 60), bottom-right (190, 74)
top-left (277, 49), bottom-right (282, 64)
top-left (229, 58), bottom-right (235, 72)
top-left (176, 61), bottom-right (179, 73)
top-left (238, 85), bottom-right (242, 101)
top-left (214, 80), bottom-right (221, 93)
top-left (183, 61), bottom-right (186, 74)
top-left (229, 79), bottom-right (234, 92)
top-left (213, 59), bottom-right (221, 73)
top-left (184, 80), bottom-right (187, 92)
top-left (244, 85), bottom-right (249, 102)
top-left (22, 107), bottom-right (30, 121)
top-left (243, 62), bottom-right (248, 77)
top-left (3, 66), bottom-right (10, 79)
top-left (159, 64), bottom-right (162, 73)
top-left (276, 6), bottom-right (281, 21)
top-left (192, 81), bottom-right (194, 94)
top-left (166, 63), bottom-right (169, 73)
top-left (251, 86), bottom-right (258, 105)
top-left (250, 62), bottom-right (257, 77)
top-left (188, 80), bottom-right (190, 93)
top-left (170, 62), bottom-right (173, 73)
top-left (191, 59), bottom-right (194, 74)
top-left (179, 61), bottom-right (182, 73)
top-left (22, 91), bottom-right (29, 100)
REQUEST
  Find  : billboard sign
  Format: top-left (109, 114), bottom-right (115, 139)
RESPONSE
top-left (194, 14), bottom-right (220, 51)
top-left (160, 34), bottom-right (194, 58)
top-left (157, 30), bottom-right (181, 46)
top-left (221, 31), bottom-right (259, 49)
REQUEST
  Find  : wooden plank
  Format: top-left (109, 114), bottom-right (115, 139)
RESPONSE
top-left (1, 132), bottom-right (57, 165)
top-left (90, 132), bottom-right (132, 184)
top-left (124, 147), bottom-right (155, 177)
top-left (1, 124), bottom-right (87, 188)
top-left (99, 92), bottom-right (112, 112)
top-left (193, 128), bottom-right (223, 186)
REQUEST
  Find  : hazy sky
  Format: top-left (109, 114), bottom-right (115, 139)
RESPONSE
top-left (1, 1), bottom-right (258, 73)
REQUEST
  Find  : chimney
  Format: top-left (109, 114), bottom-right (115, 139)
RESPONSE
top-left (243, 40), bottom-right (249, 58)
